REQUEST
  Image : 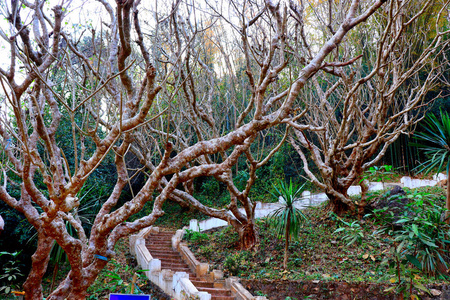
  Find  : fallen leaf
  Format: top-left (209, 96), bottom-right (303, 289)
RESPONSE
top-left (312, 280), bottom-right (320, 284)
top-left (368, 245), bottom-right (374, 250)
top-left (414, 274), bottom-right (421, 280)
top-left (265, 257), bottom-right (270, 263)
top-left (370, 255), bottom-right (375, 261)
top-left (430, 289), bottom-right (441, 296)
top-left (363, 253), bottom-right (369, 259)
top-left (389, 278), bottom-right (396, 283)
top-left (322, 274), bottom-right (331, 279)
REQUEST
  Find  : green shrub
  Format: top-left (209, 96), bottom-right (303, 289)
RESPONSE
top-left (183, 230), bottom-right (209, 243)
top-left (0, 251), bottom-right (24, 295)
top-left (374, 190), bottom-right (450, 281)
top-left (333, 219), bottom-right (365, 246)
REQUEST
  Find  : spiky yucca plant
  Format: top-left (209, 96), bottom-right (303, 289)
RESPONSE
top-left (413, 110), bottom-right (450, 223)
top-left (270, 179), bottom-right (308, 269)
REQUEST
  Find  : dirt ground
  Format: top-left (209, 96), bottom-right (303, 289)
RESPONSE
top-left (241, 279), bottom-right (450, 300)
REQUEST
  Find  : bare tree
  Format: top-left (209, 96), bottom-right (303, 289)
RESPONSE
top-left (0, 0), bottom-right (409, 298)
top-left (287, 0), bottom-right (450, 215)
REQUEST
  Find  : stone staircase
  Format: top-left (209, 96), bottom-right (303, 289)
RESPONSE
top-left (146, 231), bottom-right (234, 300)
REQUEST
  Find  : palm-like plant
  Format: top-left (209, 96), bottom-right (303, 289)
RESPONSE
top-left (413, 110), bottom-right (450, 223)
top-left (270, 179), bottom-right (308, 269)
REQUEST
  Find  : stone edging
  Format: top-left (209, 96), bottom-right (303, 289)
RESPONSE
top-left (188, 173), bottom-right (448, 233)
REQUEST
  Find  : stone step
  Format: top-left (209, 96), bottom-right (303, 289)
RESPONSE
top-left (146, 240), bottom-right (172, 244)
top-left (211, 296), bottom-right (235, 300)
top-left (146, 241), bottom-right (172, 246)
top-left (211, 296), bottom-right (234, 300)
top-left (148, 252), bottom-right (180, 259)
top-left (148, 236), bottom-right (173, 240)
top-left (146, 239), bottom-right (172, 243)
top-left (147, 248), bottom-right (179, 254)
top-left (149, 242), bottom-right (172, 246)
top-left (152, 257), bottom-right (182, 263)
top-left (151, 255), bottom-right (182, 261)
top-left (197, 287), bottom-right (231, 297)
top-left (147, 246), bottom-right (173, 251)
top-left (156, 257), bottom-right (184, 263)
top-left (161, 262), bottom-right (190, 269)
top-left (165, 267), bottom-right (193, 273)
top-left (191, 280), bottom-right (215, 288)
top-left (149, 233), bottom-right (174, 238)
top-left (150, 254), bottom-right (182, 261)
top-left (147, 246), bottom-right (175, 251)
top-left (147, 244), bottom-right (173, 248)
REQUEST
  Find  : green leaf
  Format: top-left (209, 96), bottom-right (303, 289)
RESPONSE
top-left (421, 240), bottom-right (438, 248)
top-left (412, 224), bottom-right (419, 236)
top-left (413, 282), bottom-right (430, 294)
top-left (394, 219), bottom-right (409, 224)
top-left (384, 286), bottom-right (397, 292)
top-left (406, 254), bottom-right (422, 270)
top-left (396, 241), bottom-right (406, 253)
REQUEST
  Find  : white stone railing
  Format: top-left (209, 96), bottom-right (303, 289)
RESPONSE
top-left (172, 272), bottom-right (210, 300)
top-left (189, 174), bottom-right (448, 233)
top-left (129, 226), bottom-right (211, 300)
top-left (226, 277), bottom-right (267, 300)
top-left (179, 242), bottom-right (209, 277)
top-left (175, 228), bottom-right (268, 300)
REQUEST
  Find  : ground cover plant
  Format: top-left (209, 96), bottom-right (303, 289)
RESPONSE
top-left (186, 186), bottom-right (450, 299)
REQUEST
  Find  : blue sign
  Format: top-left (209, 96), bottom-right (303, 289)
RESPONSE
top-left (109, 294), bottom-right (150, 300)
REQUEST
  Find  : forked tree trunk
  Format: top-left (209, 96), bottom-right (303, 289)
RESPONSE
top-left (237, 221), bottom-right (260, 250)
top-left (326, 194), bottom-right (353, 216)
top-left (325, 183), bottom-right (362, 216)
